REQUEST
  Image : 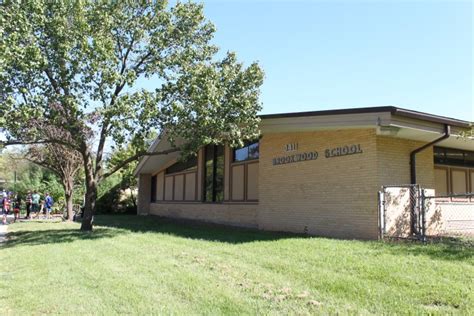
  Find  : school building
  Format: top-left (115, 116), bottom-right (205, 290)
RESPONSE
top-left (134, 106), bottom-right (473, 239)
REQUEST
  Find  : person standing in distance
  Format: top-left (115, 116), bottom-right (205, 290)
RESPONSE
top-left (25, 191), bottom-right (32, 219)
top-left (31, 191), bottom-right (40, 219)
top-left (44, 193), bottom-right (54, 219)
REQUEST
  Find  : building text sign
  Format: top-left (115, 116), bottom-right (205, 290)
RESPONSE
top-left (272, 143), bottom-right (363, 166)
top-left (325, 144), bottom-right (363, 158)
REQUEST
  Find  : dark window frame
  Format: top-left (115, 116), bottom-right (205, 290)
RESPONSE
top-left (150, 175), bottom-right (157, 202)
top-left (165, 156), bottom-right (198, 174)
top-left (434, 146), bottom-right (474, 168)
top-left (203, 145), bottom-right (225, 202)
top-left (232, 140), bottom-right (260, 163)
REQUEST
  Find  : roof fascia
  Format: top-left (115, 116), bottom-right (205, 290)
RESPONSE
top-left (133, 134), bottom-right (164, 177)
top-left (260, 106), bottom-right (472, 128)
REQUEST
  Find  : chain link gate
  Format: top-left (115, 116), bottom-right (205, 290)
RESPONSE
top-left (378, 185), bottom-right (423, 239)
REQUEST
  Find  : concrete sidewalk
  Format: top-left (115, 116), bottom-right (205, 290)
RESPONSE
top-left (0, 224), bottom-right (7, 244)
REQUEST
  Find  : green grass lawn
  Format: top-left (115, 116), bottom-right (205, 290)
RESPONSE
top-left (1, 215), bottom-right (473, 315)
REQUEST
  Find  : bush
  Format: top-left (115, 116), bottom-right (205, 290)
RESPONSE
top-left (96, 175), bottom-right (137, 214)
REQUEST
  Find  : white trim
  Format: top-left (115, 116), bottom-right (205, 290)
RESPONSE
top-left (133, 135), bottom-right (163, 177)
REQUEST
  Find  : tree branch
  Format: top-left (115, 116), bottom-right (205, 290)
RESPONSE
top-left (44, 68), bottom-right (61, 94)
top-left (91, 77), bottom-right (108, 104)
top-left (114, 31), bottom-right (123, 60)
top-left (2, 139), bottom-right (79, 150)
top-left (21, 156), bottom-right (62, 179)
top-left (102, 147), bottom-right (180, 180)
top-left (132, 51), bottom-right (152, 74)
top-left (109, 36), bottom-right (135, 101)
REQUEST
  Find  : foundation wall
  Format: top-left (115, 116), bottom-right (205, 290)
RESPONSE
top-left (149, 203), bottom-right (258, 228)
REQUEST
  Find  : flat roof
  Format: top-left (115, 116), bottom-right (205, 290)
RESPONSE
top-left (259, 106), bottom-right (472, 128)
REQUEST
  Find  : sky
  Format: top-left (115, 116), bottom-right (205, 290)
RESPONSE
top-left (2, 0), bottom-right (472, 148)
top-left (183, 0), bottom-right (472, 121)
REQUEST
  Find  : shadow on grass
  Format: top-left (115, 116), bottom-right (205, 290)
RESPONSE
top-left (94, 215), bottom-right (474, 261)
top-left (371, 237), bottom-right (474, 262)
top-left (4, 227), bottom-right (120, 249)
top-left (4, 215), bottom-right (301, 249)
top-left (6, 215), bottom-right (473, 263)
top-left (94, 214), bottom-right (301, 244)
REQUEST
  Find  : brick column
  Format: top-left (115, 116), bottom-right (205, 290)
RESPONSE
top-left (224, 145), bottom-right (231, 201)
top-left (137, 173), bottom-right (151, 215)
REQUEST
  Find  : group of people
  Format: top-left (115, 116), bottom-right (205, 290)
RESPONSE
top-left (1, 189), bottom-right (54, 225)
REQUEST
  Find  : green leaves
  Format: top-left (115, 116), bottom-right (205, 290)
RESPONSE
top-left (0, 0), bottom-right (264, 180)
top-left (159, 51), bottom-right (264, 153)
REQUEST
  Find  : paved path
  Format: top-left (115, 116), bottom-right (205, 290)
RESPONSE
top-left (0, 224), bottom-right (7, 244)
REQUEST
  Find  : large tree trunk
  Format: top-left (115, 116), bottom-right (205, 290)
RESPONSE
top-left (80, 146), bottom-right (97, 231)
top-left (63, 178), bottom-right (74, 221)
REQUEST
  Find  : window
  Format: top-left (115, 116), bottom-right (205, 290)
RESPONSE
top-left (451, 169), bottom-right (468, 194)
top-left (434, 166), bottom-right (473, 195)
top-left (151, 175), bottom-right (157, 202)
top-left (231, 141), bottom-right (260, 201)
top-left (233, 141), bottom-right (259, 162)
top-left (434, 167), bottom-right (449, 195)
top-left (165, 156), bottom-right (197, 174)
top-left (204, 145), bottom-right (224, 202)
top-left (434, 147), bottom-right (474, 168)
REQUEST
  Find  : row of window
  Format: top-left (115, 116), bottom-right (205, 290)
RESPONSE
top-left (433, 147), bottom-right (474, 196)
top-left (165, 156), bottom-right (197, 174)
top-left (434, 147), bottom-right (474, 168)
top-left (434, 166), bottom-right (474, 195)
top-left (151, 171), bottom-right (197, 202)
top-left (233, 141), bottom-right (259, 162)
top-left (204, 145), bottom-right (225, 202)
top-left (203, 142), bottom-right (259, 202)
top-left (154, 142), bottom-right (260, 203)
top-left (163, 141), bottom-right (260, 177)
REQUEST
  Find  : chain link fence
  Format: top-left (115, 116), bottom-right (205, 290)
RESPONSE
top-left (379, 186), bottom-right (474, 240)
top-left (423, 192), bottom-right (474, 238)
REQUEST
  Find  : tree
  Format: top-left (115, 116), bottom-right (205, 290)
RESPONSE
top-left (0, 1), bottom-right (264, 231)
top-left (96, 133), bottom-right (157, 214)
top-left (26, 142), bottom-right (82, 220)
top-left (0, 149), bottom-right (64, 204)
top-left (105, 132), bottom-right (158, 212)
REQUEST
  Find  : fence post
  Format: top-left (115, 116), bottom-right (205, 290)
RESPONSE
top-left (378, 190), bottom-right (385, 239)
top-left (410, 185), bottom-right (416, 236)
top-left (420, 189), bottom-right (427, 243)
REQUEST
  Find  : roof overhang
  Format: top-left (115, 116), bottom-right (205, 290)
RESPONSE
top-left (133, 134), bottom-right (183, 176)
top-left (135, 106), bottom-right (473, 176)
top-left (260, 106), bottom-right (473, 151)
top-left (260, 106), bottom-right (471, 128)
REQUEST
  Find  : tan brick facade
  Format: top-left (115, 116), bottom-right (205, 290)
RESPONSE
top-left (376, 136), bottom-right (435, 189)
top-left (258, 129), bottom-right (379, 239)
top-left (138, 128), bottom-right (444, 240)
top-left (137, 174), bottom-right (151, 215)
top-left (135, 106), bottom-right (474, 240)
top-left (149, 203), bottom-right (258, 228)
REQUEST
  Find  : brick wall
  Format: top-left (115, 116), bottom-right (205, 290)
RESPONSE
top-left (137, 174), bottom-right (151, 215)
top-left (138, 129), bottom-right (438, 240)
top-left (149, 203), bottom-right (258, 228)
top-left (376, 136), bottom-right (435, 189)
top-left (258, 129), bottom-right (379, 239)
